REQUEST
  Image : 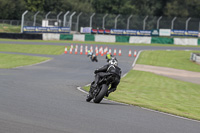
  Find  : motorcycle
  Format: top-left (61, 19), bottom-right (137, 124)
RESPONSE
top-left (86, 73), bottom-right (117, 103)
top-left (88, 54), bottom-right (98, 62)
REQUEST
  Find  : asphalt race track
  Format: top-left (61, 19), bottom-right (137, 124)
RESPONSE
top-left (0, 41), bottom-right (200, 133)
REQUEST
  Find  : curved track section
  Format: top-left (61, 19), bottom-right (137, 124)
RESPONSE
top-left (0, 41), bottom-right (200, 133)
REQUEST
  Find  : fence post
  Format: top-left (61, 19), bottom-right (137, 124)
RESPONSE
top-left (45, 11), bottom-right (51, 19)
top-left (76, 12), bottom-right (82, 32)
top-left (114, 14), bottom-right (120, 29)
top-left (33, 11), bottom-right (40, 26)
top-left (157, 16), bottom-right (162, 29)
top-left (63, 11), bottom-right (70, 27)
top-left (90, 13), bottom-right (95, 28)
top-left (171, 17), bottom-right (177, 29)
top-left (185, 17), bottom-right (191, 30)
top-left (69, 12), bottom-right (76, 29)
top-left (21, 10), bottom-right (28, 33)
top-left (199, 21), bottom-right (200, 31)
top-left (57, 12), bottom-right (63, 26)
top-left (102, 13), bottom-right (108, 29)
top-left (127, 15), bottom-right (133, 30)
top-left (143, 16), bottom-right (148, 30)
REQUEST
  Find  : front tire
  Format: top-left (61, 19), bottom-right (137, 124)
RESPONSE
top-left (93, 84), bottom-right (108, 103)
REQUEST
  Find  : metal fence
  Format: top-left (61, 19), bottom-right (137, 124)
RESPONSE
top-left (6, 11), bottom-right (200, 32)
top-left (0, 20), bottom-right (21, 26)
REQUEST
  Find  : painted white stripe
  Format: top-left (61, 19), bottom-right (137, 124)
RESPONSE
top-left (132, 50), bottom-right (142, 67)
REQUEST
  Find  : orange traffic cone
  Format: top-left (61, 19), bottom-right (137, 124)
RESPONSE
top-left (64, 46), bottom-right (68, 54)
top-left (70, 48), bottom-right (73, 54)
top-left (134, 50), bottom-right (137, 57)
top-left (128, 49), bottom-right (132, 57)
top-left (101, 49), bottom-right (104, 56)
top-left (90, 46), bottom-right (93, 53)
top-left (75, 48), bottom-right (78, 54)
top-left (80, 47), bottom-right (83, 55)
top-left (85, 45), bottom-right (88, 55)
top-left (113, 49), bottom-right (116, 56)
top-left (96, 49), bottom-right (99, 56)
top-left (108, 48), bottom-right (111, 55)
top-left (119, 49), bottom-right (122, 56)
top-left (70, 44), bottom-right (73, 50)
top-left (99, 47), bottom-right (103, 54)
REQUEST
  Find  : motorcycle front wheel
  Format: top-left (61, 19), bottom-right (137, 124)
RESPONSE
top-left (93, 84), bottom-right (108, 103)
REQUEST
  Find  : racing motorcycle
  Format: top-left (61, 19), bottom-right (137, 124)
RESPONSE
top-left (86, 73), bottom-right (117, 103)
top-left (88, 54), bottom-right (98, 62)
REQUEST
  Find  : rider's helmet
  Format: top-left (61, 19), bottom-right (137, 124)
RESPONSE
top-left (109, 57), bottom-right (118, 66)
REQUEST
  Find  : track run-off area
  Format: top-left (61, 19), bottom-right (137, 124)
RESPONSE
top-left (0, 40), bottom-right (200, 133)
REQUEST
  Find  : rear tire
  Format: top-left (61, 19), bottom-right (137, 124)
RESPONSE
top-left (93, 84), bottom-right (108, 103)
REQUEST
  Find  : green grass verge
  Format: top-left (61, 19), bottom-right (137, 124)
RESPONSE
top-left (0, 44), bottom-right (67, 55)
top-left (0, 24), bottom-right (20, 33)
top-left (0, 53), bottom-right (51, 68)
top-left (137, 50), bottom-right (200, 72)
top-left (0, 43), bottom-right (69, 68)
top-left (83, 70), bottom-right (200, 120)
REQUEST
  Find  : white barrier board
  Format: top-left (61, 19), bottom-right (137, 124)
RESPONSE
top-left (43, 33), bottom-right (60, 40)
top-left (95, 35), bottom-right (115, 43)
top-left (174, 38), bottom-right (197, 46)
top-left (129, 36), bottom-right (151, 44)
top-left (73, 34), bottom-right (85, 41)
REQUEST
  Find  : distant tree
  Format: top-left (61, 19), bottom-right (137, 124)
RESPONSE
top-left (43, 0), bottom-right (94, 13)
top-left (0, 0), bottom-right (26, 19)
top-left (164, 0), bottom-right (200, 17)
top-left (24, 0), bottom-right (44, 12)
top-left (92, 0), bottom-right (130, 14)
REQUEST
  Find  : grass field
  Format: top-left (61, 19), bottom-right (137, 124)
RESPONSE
top-left (0, 24), bottom-right (20, 33)
top-left (0, 43), bottom-right (68, 68)
top-left (83, 50), bottom-right (200, 121)
top-left (0, 53), bottom-right (51, 68)
top-left (0, 43), bottom-right (66, 55)
top-left (137, 50), bottom-right (200, 72)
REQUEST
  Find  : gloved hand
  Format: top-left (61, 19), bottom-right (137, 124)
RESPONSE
top-left (94, 70), bottom-right (98, 74)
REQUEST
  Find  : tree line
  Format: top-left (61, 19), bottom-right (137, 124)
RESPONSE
top-left (1, 0), bottom-right (200, 20)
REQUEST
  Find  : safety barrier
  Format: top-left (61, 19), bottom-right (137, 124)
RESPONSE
top-left (191, 53), bottom-right (200, 64)
top-left (43, 33), bottom-right (60, 40)
top-left (58, 34), bottom-right (200, 46)
top-left (0, 33), bottom-right (199, 46)
top-left (0, 33), bottom-right (42, 39)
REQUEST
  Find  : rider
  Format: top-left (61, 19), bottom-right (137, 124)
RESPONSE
top-left (106, 52), bottom-right (112, 62)
top-left (88, 57), bottom-right (121, 99)
top-left (87, 50), bottom-right (93, 57)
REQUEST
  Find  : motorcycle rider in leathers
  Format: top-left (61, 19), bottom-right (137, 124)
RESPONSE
top-left (87, 57), bottom-right (121, 99)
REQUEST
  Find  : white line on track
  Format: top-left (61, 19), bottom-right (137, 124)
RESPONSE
top-left (14, 59), bottom-right (52, 69)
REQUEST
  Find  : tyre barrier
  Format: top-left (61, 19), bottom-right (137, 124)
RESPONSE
top-left (0, 33), bottom-right (42, 40)
top-left (191, 53), bottom-right (200, 64)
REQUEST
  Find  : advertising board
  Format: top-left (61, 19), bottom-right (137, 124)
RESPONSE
top-left (23, 26), bottom-right (70, 33)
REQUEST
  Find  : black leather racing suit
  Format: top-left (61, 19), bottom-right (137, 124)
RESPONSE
top-left (91, 64), bottom-right (121, 95)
